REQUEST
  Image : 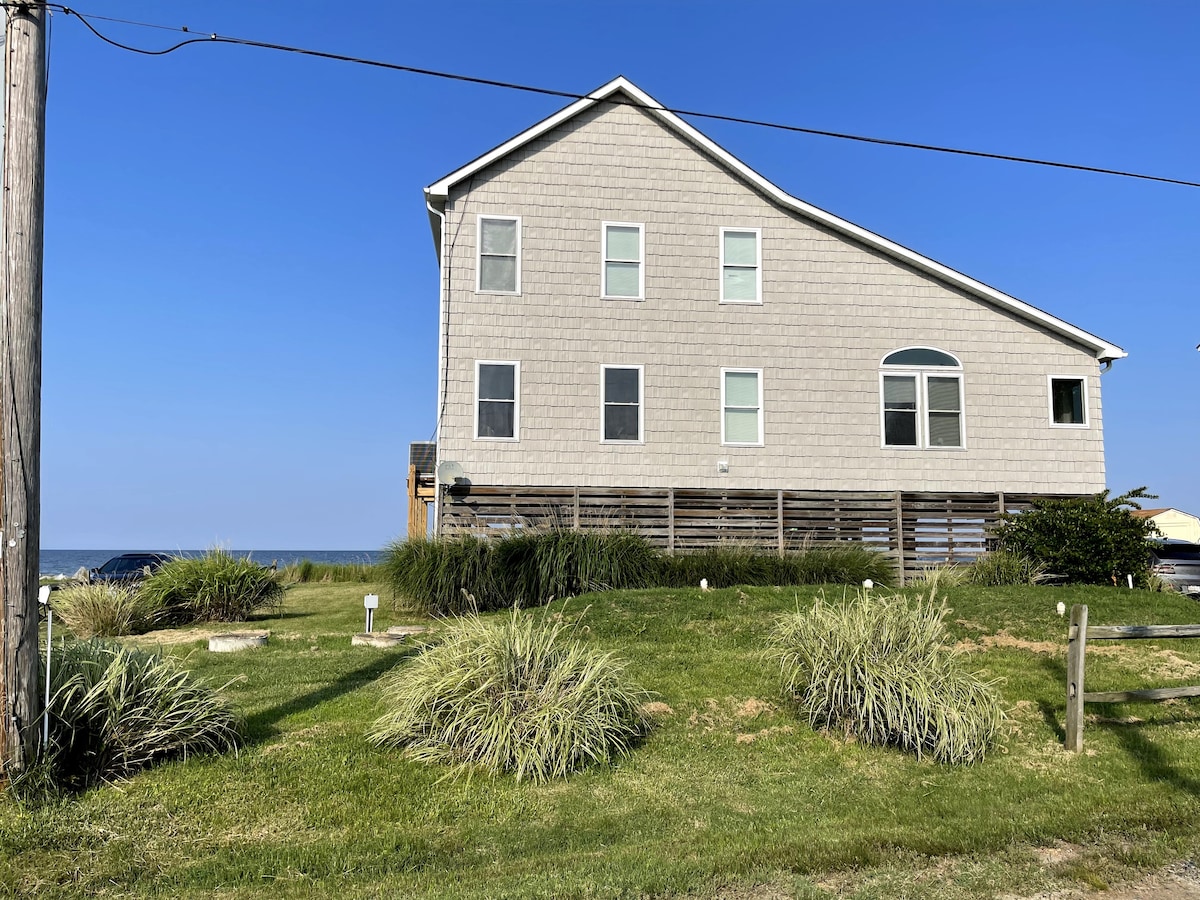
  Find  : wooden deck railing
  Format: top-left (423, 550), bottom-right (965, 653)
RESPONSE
top-left (438, 485), bottom-right (1073, 577)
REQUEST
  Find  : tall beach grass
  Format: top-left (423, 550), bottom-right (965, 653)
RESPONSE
top-left (139, 549), bottom-right (283, 624)
top-left (368, 609), bottom-right (651, 781)
top-left (772, 589), bottom-right (1004, 764)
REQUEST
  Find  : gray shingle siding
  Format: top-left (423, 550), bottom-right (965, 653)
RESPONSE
top-left (436, 101), bottom-right (1106, 494)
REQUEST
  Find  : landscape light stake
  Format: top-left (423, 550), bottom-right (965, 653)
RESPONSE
top-left (0, 3), bottom-right (48, 776)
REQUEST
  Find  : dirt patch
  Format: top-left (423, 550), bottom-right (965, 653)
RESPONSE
top-left (641, 701), bottom-right (675, 717)
top-left (735, 698), bottom-right (775, 719)
top-left (123, 626), bottom-right (229, 647)
top-left (735, 726), bottom-right (794, 744)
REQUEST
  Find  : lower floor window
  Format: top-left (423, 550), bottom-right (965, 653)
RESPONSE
top-left (602, 366), bottom-right (642, 442)
top-left (476, 361), bottom-right (518, 439)
top-left (722, 368), bottom-right (763, 445)
top-left (882, 373), bottom-right (962, 448)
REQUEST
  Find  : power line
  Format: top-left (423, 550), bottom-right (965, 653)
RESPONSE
top-left (25, 1), bottom-right (1200, 190)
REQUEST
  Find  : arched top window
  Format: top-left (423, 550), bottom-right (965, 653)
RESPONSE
top-left (879, 347), bottom-right (964, 449)
top-left (881, 347), bottom-right (961, 368)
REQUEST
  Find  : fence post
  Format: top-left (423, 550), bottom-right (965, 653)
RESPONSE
top-left (894, 490), bottom-right (906, 584)
top-left (777, 489), bottom-right (784, 557)
top-left (667, 487), bottom-right (675, 556)
top-left (1065, 603), bottom-right (1089, 752)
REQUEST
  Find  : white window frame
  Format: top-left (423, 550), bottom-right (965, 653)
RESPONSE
top-left (720, 367), bottom-right (764, 447)
top-left (474, 360), bottom-right (520, 441)
top-left (1048, 375), bottom-right (1089, 428)
top-left (878, 348), bottom-right (965, 450)
top-left (719, 227), bottom-right (762, 304)
top-left (476, 215), bottom-right (521, 295)
top-left (601, 221), bottom-right (645, 300)
top-left (600, 364), bottom-right (644, 444)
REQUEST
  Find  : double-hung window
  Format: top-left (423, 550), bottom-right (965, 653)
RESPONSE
top-left (1049, 376), bottom-right (1088, 427)
top-left (602, 222), bottom-right (644, 299)
top-left (721, 368), bottom-right (763, 445)
top-left (720, 228), bottom-right (761, 303)
top-left (475, 361), bottom-right (519, 440)
top-left (601, 366), bottom-right (643, 442)
top-left (880, 348), bottom-right (964, 449)
top-left (477, 216), bottom-right (520, 294)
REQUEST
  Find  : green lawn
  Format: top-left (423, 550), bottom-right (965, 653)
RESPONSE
top-left (4, 581), bottom-right (1200, 898)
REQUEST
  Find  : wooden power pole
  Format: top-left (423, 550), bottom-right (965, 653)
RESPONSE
top-left (0, 2), bottom-right (47, 778)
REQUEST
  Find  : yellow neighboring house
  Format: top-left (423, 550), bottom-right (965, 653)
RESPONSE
top-left (1133, 508), bottom-right (1200, 543)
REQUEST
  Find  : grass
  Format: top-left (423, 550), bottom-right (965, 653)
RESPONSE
top-left (4, 580), bottom-right (1200, 898)
top-left (279, 559), bottom-right (380, 584)
top-left (773, 589), bottom-right (1004, 763)
top-left (140, 549), bottom-right (284, 624)
top-left (368, 608), bottom-right (651, 781)
top-left (49, 582), bottom-right (162, 637)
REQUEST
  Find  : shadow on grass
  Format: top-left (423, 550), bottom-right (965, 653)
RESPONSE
top-left (243, 650), bottom-right (415, 742)
top-left (1093, 715), bottom-right (1200, 794)
top-left (1038, 655), bottom-right (1068, 742)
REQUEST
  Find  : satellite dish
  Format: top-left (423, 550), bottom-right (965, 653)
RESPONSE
top-left (436, 460), bottom-right (464, 483)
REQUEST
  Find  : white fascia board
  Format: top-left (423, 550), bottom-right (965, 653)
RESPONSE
top-left (424, 76), bottom-right (1127, 362)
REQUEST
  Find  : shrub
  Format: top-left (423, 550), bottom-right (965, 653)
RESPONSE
top-left (772, 590), bottom-right (1004, 764)
top-left (41, 639), bottom-right (240, 791)
top-left (662, 543), bottom-right (897, 590)
top-left (994, 487), bottom-right (1159, 587)
top-left (139, 549), bottom-right (283, 624)
top-left (491, 530), bottom-right (662, 603)
top-left (368, 609), bottom-right (651, 781)
top-left (51, 583), bottom-right (162, 637)
top-left (383, 532), bottom-right (896, 613)
top-left (381, 535), bottom-right (498, 615)
top-left (964, 550), bottom-right (1046, 586)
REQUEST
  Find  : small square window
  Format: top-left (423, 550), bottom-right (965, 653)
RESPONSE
top-left (1050, 377), bottom-right (1087, 427)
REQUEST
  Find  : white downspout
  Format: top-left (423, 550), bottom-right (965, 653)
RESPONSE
top-left (427, 197), bottom-right (447, 537)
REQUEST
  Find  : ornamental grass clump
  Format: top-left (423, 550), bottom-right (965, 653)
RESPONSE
top-left (51, 583), bottom-right (163, 637)
top-left (772, 590), bottom-right (1004, 764)
top-left (139, 549), bottom-right (283, 624)
top-left (965, 550), bottom-right (1046, 586)
top-left (381, 535), bottom-right (498, 614)
top-left (664, 543), bottom-right (897, 589)
top-left (42, 639), bottom-right (241, 791)
top-left (368, 609), bottom-right (652, 781)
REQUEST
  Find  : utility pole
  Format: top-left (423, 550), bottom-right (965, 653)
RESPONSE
top-left (0, 1), bottom-right (47, 778)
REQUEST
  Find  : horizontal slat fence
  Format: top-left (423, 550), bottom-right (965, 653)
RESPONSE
top-left (439, 485), bottom-right (1071, 577)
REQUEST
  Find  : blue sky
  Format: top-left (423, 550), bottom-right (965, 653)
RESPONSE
top-left (38, 1), bottom-right (1200, 549)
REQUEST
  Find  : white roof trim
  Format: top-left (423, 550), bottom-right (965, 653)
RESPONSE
top-left (425, 76), bottom-right (1126, 362)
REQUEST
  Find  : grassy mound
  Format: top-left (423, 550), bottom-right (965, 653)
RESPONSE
top-left (368, 609), bottom-right (651, 781)
top-left (50, 583), bottom-right (162, 637)
top-left (41, 639), bottom-right (241, 791)
top-left (772, 589), bottom-right (1004, 764)
top-left (139, 549), bottom-right (283, 624)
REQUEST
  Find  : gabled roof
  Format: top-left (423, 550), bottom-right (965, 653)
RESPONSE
top-left (425, 76), bottom-right (1126, 362)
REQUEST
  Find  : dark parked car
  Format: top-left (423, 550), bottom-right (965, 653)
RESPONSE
top-left (90, 552), bottom-right (172, 584)
top-left (1149, 540), bottom-right (1200, 596)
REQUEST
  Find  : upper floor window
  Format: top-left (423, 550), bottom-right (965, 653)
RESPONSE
top-left (720, 228), bottom-right (761, 303)
top-left (602, 222), bottom-right (644, 299)
top-left (721, 368), bottom-right (763, 446)
top-left (477, 216), bottom-right (520, 294)
top-left (880, 348), bottom-right (963, 449)
top-left (475, 361), bottom-right (519, 440)
top-left (1049, 376), bottom-right (1088, 427)
top-left (601, 365), bottom-right (643, 442)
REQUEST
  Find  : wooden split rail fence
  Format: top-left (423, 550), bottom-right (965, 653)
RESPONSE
top-left (1065, 604), bottom-right (1200, 751)
top-left (439, 485), bottom-right (1069, 577)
